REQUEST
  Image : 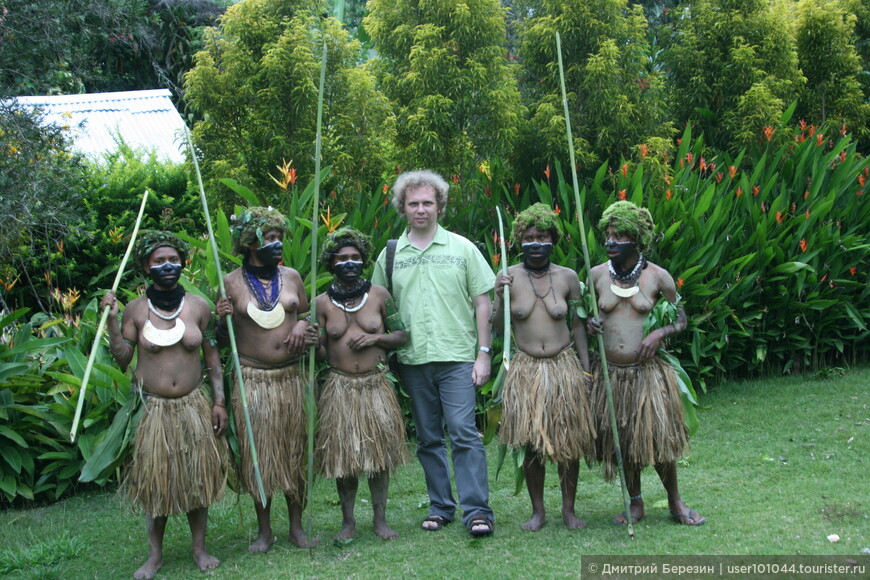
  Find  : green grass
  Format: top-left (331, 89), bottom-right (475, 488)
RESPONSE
top-left (1, 368), bottom-right (867, 578)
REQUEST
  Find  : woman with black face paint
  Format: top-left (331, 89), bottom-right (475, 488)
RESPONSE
top-left (214, 207), bottom-right (319, 552)
top-left (100, 230), bottom-right (228, 580)
top-left (586, 201), bottom-right (705, 527)
top-left (311, 228), bottom-right (410, 542)
top-left (492, 204), bottom-right (596, 532)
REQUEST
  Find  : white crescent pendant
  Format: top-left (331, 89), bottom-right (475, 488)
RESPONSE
top-left (247, 300), bottom-right (286, 329)
top-left (610, 283), bottom-right (640, 298)
top-left (142, 319), bottom-right (186, 347)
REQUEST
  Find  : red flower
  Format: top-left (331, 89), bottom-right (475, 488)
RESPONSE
top-left (664, 175), bottom-right (673, 185)
top-left (736, 187), bottom-right (743, 198)
top-left (383, 183), bottom-right (389, 194)
top-left (288, 167), bottom-right (297, 186)
top-left (799, 239), bottom-right (808, 252)
top-left (808, 125), bottom-right (817, 137)
top-left (666, 189), bottom-right (672, 201)
top-left (729, 166), bottom-right (737, 179)
top-left (752, 185), bottom-right (760, 197)
top-left (639, 144), bottom-right (649, 159)
top-left (858, 174), bottom-right (866, 187)
top-left (554, 204), bottom-right (561, 215)
top-left (676, 277), bottom-right (684, 289)
top-left (544, 164), bottom-right (551, 180)
top-left (799, 119), bottom-right (807, 131)
top-left (849, 266), bottom-right (857, 276)
top-left (805, 209), bottom-right (810, 220)
top-left (699, 157), bottom-right (707, 172)
top-left (816, 133), bottom-right (824, 146)
top-left (841, 123), bottom-right (848, 137)
top-left (840, 151), bottom-right (847, 163)
top-left (775, 211), bottom-right (784, 224)
top-left (762, 126), bottom-right (775, 141)
top-left (514, 182), bottom-right (521, 196)
top-left (621, 163), bottom-right (628, 177)
top-left (804, 189), bottom-right (809, 200)
top-left (452, 174), bottom-right (460, 184)
top-left (618, 189), bottom-right (627, 201)
top-left (715, 172), bottom-right (724, 184)
top-left (493, 253), bottom-right (501, 267)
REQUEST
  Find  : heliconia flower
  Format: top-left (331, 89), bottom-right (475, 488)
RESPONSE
top-left (816, 133), bottom-right (824, 146)
top-left (288, 167), bottom-right (297, 186)
top-left (796, 134), bottom-right (806, 143)
top-left (699, 157), bottom-right (707, 172)
top-left (808, 125), bottom-right (817, 137)
top-left (383, 183), bottom-right (389, 194)
top-left (729, 166), bottom-right (737, 179)
top-left (763, 126), bottom-right (775, 141)
top-left (664, 175), bottom-right (673, 185)
top-left (775, 211), bottom-right (784, 224)
top-left (841, 123), bottom-right (847, 137)
top-left (799, 239), bottom-right (808, 252)
top-left (864, 167), bottom-right (869, 177)
top-left (618, 189), bottom-right (627, 201)
top-left (493, 253), bottom-right (501, 267)
top-left (0, 274), bottom-right (20, 291)
top-left (687, 152), bottom-right (694, 166)
top-left (639, 144), bottom-right (649, 159)
top-left (666, 189), bottom-right (672, 201)
top-left (544, 164), bottom-right (551, 180)
top-left (736, 187), bottom-right (743, 198)
top-left (621, 163), bottom-right (628, 177)
top-left (850, 266), bottom-right (857, 276)
top-left (514, 182), bottom-right (521, 196)
top-left (752, 185), bottom-right (760, 197)
top-left (554, 203), bottom-right (561, 215)
top-left (858, 174), bottom-right (866, 187)
top-left (804, 189), bottom-right (809, 200)
top-left (799, 119), bottom-right (807, 131)
top-left (805, 209), bottom-right (810, 220)
top-left (715, 172), bottom-right (724, 183)
top-left (840, 151), bottom-right (847, 163)
top-left (676, 277), bottom-right (684, 289)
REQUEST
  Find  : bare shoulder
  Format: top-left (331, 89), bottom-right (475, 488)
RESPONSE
top-left (186, 293), bottom-right (212, 315)
top-left (224, 267), bottom-right (244, 288)
top-left (369, 284), bottom-right (391, 301)
top-left (125, 296), bottom-right (148, 317)
top-left (589, 262), bottom-right (608, 279)
top-left (505, 263), bottom-right (524, 276)
top-left (281, 266), bottom-right (305, 285)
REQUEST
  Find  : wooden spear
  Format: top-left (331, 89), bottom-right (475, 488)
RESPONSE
top-left (71, 189), bottom-right (150, 442)
top-left (556, 32), bottom-right (635, 539)
top-left (184, 127), bottom-right (268, 507)
top-left (495, 206), bottom-right (511, 370)
top-left (305, 39), bottom-right (328, 548)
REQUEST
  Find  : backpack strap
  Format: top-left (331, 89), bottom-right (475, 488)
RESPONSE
top-left (385, 239), bottom-right (398, 294)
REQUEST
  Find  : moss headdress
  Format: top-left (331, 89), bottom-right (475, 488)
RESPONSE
top-left (511, 203), bottom-right (562, 246)
top-left (597, 201), bottom-right (655, 251)
top-left (134, 230), bottom-right (189, 266)
top-left (320, 228), bottom-right (372, 273)
top-left (231, 206), bottom-right (291, 255)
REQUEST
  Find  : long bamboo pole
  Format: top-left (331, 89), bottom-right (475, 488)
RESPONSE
top-left (184, 127), bottom-right (268, 507)
top-left (495, 206), bottom-right (511, 370)
top-left (555, 32), bottom-right (635, 539)
top-left (70, 189), bottom-right (150, 442)
top-left (305, 39), bottom-right (328, 549)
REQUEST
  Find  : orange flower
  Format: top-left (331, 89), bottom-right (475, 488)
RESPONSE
top-left (514, 182), bottom-right (521, 196)
top-left (841, 123), bottom-right (848, 137)
top-left (686, 152), bottom-right (694, 166)
top-left (544, 164), bottom-right (551, 180)
top-left (618, 189), bottom-right (627, 201)
top-left (840, 151), bottom-right (847, 163)
top-left (554, 203), bottom-right (561, 215)
top-left (493, 253), bottom-right (501, 267)
top-left (752, 185), bottom-right (760, 197)
top-left (677, 138), bottom-right (682, 146)
top-left (775, 211), bottom-right (784, 224)
top-left (729, 166), bottom-right (737, 179)
top-left (858, 174), bottom-right (866, 187)
top-left (799, 119), bottom-right (807, 131)
top-left (715, 172), bottom-right (724, 184)
top-left (452, 174), bottom-right (460, 184)
top-left (383, 183), bottom-right (389, 194)
top-left (621, 163), bottom-right (628, 177)
top-left (666, 189), bottom-right (673, 201)
top-left (796, 134), bottom-right (806, 143)
top-left (288, 167), bottom-right (297, 186)
top-left (816, 133), bottom-right (824, 146)
top-left (699, 157), bottom-right (707, 172)
top-left (849, 266), bottom-right (857, 276)
top-left (762, 126), bottom-right (775, 141)
top-left (639, 144), bottom-right (649, 159)
top-left (736, 186), bottom-right (743, 198)
top-left (808, 125), bottom-right (817, 137)
top-left (799, 239), bottom-right (808, 252)
top-left (664, 175), bottom-right (673, 185)
top-left (805, 209), bottom-right (810, 220)
top-left (676, 277), bottom-right (684, 289)
top-left (804, 189), bottom-right (809, 200)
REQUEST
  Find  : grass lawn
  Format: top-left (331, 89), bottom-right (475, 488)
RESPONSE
top-left (1, 367), bottom-right (867, 579)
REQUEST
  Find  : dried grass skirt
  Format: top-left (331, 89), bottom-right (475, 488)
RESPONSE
top-left (125, 387), bottom-right (227, 517)
top-left (233, 364), bottom-right (306, 501)
top-left (592, 357), bottom-right (689, 481)
top-left (316, 369), bottom-right (410, 479)
top-left (499, 348), bottom-right (596, 463)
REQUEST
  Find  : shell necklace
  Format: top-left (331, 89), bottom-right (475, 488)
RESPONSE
top-left (143, 296), bottom-right (186, 346)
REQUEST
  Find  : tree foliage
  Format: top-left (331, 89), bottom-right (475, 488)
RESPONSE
top-left (663, 0), bottom-right (806, 151)
top-left (364, 0), bottom-right (524, 177)
top-left (185, 0), bottom-right (395, 211)
top-left (517, 0), bottom-right (673, 178)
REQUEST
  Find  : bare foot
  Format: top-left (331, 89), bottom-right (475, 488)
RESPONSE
top-left (248, 533), bottom-right (276, 554)
top-left (289, 527), bottom-right (319, 548)
top-left (334, 522), bottom-right (356, 542)
top-left (373, 521), bottom-right (399, 540)
top-left (193, 550), bottom-right (220, 572)
top-left (613, 502), bottom-right (644, 525)
top-left (133, 556), bottom-right (162, 580)
top-left (521, 512), bottom-right (546, 531)
top-left (562, 510), bottom-right (588, 530)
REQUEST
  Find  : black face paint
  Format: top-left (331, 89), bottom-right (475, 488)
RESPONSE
top-left (333, 260), bottom-right (363, 282)
top-left (149, 262), bottom-right (183, 287)
top-left (604, 239), bottom-right (637, 265)
top-left (256, 241), bottom-right (283, 267)
top-left (521, 242), bottom-right (554, 261)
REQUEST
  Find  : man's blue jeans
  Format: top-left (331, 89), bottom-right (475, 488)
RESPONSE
top-left (399, 361), bottom-right (493, 527)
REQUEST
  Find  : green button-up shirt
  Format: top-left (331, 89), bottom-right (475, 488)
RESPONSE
top-left (373, 225), bottom-right (494, 365)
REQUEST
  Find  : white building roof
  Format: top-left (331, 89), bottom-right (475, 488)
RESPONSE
top-left (14, 89), bottom-right (188, 164)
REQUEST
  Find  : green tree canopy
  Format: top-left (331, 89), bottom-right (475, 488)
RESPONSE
top-left (364, 0), bottom-right (524, 178)
top-left (185, 0), bottom-right (395, 211)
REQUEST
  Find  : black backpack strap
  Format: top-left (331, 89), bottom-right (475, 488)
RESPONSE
top-left (385, 239), bottom-right (398, 294)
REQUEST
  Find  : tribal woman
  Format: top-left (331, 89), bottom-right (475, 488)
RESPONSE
top-left (100, 230), bottom-right (227, 580)
top-left (214, 207), bottom-right (318, 552)
top-left (587, 200), bottom-right (705, 526)
top-left (493, 203), bottom-right (596, 531)
top-left (312, 228), bottom-right (410, 541)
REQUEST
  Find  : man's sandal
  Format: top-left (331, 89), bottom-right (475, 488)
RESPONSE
top-left (421, 515), bottom-right (449, 531)
top-left (468, 517), bottom-right (494, 537)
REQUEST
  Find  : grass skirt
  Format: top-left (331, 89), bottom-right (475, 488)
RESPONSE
top-left (316, 369), bottom-right (411, 479)
top-left (125, 387), bottom-right (227, 517)
top-left (592, 357), bottom-right (689, 481)
top-left (233, 364), bottom-right (306, 501)
top-left (499, 348), bottom-right (596, 463)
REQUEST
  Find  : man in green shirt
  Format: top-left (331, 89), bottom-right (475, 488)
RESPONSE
top-left (372, 169), bottom-right (496, 536)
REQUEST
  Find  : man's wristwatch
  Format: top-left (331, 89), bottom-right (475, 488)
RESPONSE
top-left (478, 346), bottom-right (493, 355)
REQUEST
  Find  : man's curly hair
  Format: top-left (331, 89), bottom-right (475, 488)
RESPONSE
top-left (511, 203), bottom-right (562, 246)
top-left (597, 201), bottom-right (655, 252)
top-left (134, 230), bottom-right (189, 266)
top-left (319, 228), bottom-right (372, 273)
top-left (231, 206), bottom-right (290, 255)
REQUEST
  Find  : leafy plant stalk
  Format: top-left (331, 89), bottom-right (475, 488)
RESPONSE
top-left (556, 32), bottom-right (634, 539)
top-left (185, 127), bottom-right (268, 507)
top-left (70, 189), bottom-right (150, 442)
top-left (305, 39), bottom-right (328, 550)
